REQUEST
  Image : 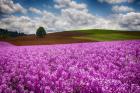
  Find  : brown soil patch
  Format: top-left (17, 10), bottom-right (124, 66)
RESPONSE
top-left (1, 31), bottom-right (96, 46)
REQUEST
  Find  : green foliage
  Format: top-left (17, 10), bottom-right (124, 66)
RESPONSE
top-left (0, 28), bottom-right (26, 39)
top-left (36, 27), bottom-right (46, 38)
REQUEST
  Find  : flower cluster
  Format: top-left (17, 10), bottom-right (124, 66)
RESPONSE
top-left (0, 40), bottom-right (140, 93)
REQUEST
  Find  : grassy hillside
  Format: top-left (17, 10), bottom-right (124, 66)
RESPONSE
top-left (0, 31), bottom-right (93, 46)
top-left (0, 29), bottom-right (140, 45)
top-left (73, 29), bottom-right (140, 41)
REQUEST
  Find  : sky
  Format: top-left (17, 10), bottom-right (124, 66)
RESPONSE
top-left (0, 0), bottom-right (140, 34)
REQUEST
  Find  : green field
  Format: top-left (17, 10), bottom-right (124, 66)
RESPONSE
top-left (72, 29), bottom-right (140, 41)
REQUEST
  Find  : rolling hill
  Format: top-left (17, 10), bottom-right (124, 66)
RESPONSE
top-left (1, 29), bottom-right (140, 46)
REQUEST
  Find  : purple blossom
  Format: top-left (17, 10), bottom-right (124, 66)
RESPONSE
top-left (0, 40), bottom-right (140, 93)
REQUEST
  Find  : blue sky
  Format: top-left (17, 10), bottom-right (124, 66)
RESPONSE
top-left (13, 0), bottom-right (140, 16)
top-left (0, 0), bottom-right (140, 34)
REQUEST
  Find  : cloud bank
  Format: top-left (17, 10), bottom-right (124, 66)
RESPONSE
top-left (112, 5), bottom-right (134, 13)
top-left (0, 0), bottom-right (27, 14)
top-left (98, 0), bottom-right (134, 4)
top-left (0, 0), bottom-right (140, 34)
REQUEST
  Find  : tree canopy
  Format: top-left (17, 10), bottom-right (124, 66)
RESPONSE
top-left (36, 27), bottom-right (46, 38)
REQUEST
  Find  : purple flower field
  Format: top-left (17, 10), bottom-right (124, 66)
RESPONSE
top-left (0, 40), bottom-right (140, 93)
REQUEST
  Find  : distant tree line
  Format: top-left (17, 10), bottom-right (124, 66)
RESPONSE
top-left (0, 27), bottom-right (47, 39)
top-left (0, 28), bottom-right (26, 39)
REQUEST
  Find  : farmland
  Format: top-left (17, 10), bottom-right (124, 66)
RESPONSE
top-left (0, 29), bottom-right (140, 93)
top-left (73, 29), bottom-right (140, 41)
top-left (1, 29), bottom-right (140, 46)
top-left (0, 40), bottom-right (140, 93)
top-left (1, 0), bottom-right (140, 92)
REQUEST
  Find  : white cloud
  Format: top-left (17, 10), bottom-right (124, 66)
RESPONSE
top-left (114, 12), bottom-right (140, 30)
top-left (53, 0), bottom-right (121, 30)
top-left (0, 0), bottom-right (27, 14)
top-left (46, 7), bottom-right (120, 31)
top-left (0, 16), bottom-right (37, 34)
top-left (0, 0), bottom-right (140, 34)
top-left (61, 8), bottom-right (94, 26)
top-left (112, 5), bottom-right (134, 13)
top-left (0, 9), bottom-right (118, 34)
top-left (54, 0), bottom-right (71, 9)
top-left (2, 0), bottom-right (112, 34)
top-left (69, 1), bottom-right (87, 11)
top-left (54, 0), bottom-right (87, 11)
top-left (1, 10), bottom-right (139, 34)
top-left (98, 0), bottom-right (134, 4)
top-left (29, 7), bottom-right (42, 14)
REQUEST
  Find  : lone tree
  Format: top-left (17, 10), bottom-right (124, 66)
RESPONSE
top-left (36, 27), bottom-right (46, 38)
